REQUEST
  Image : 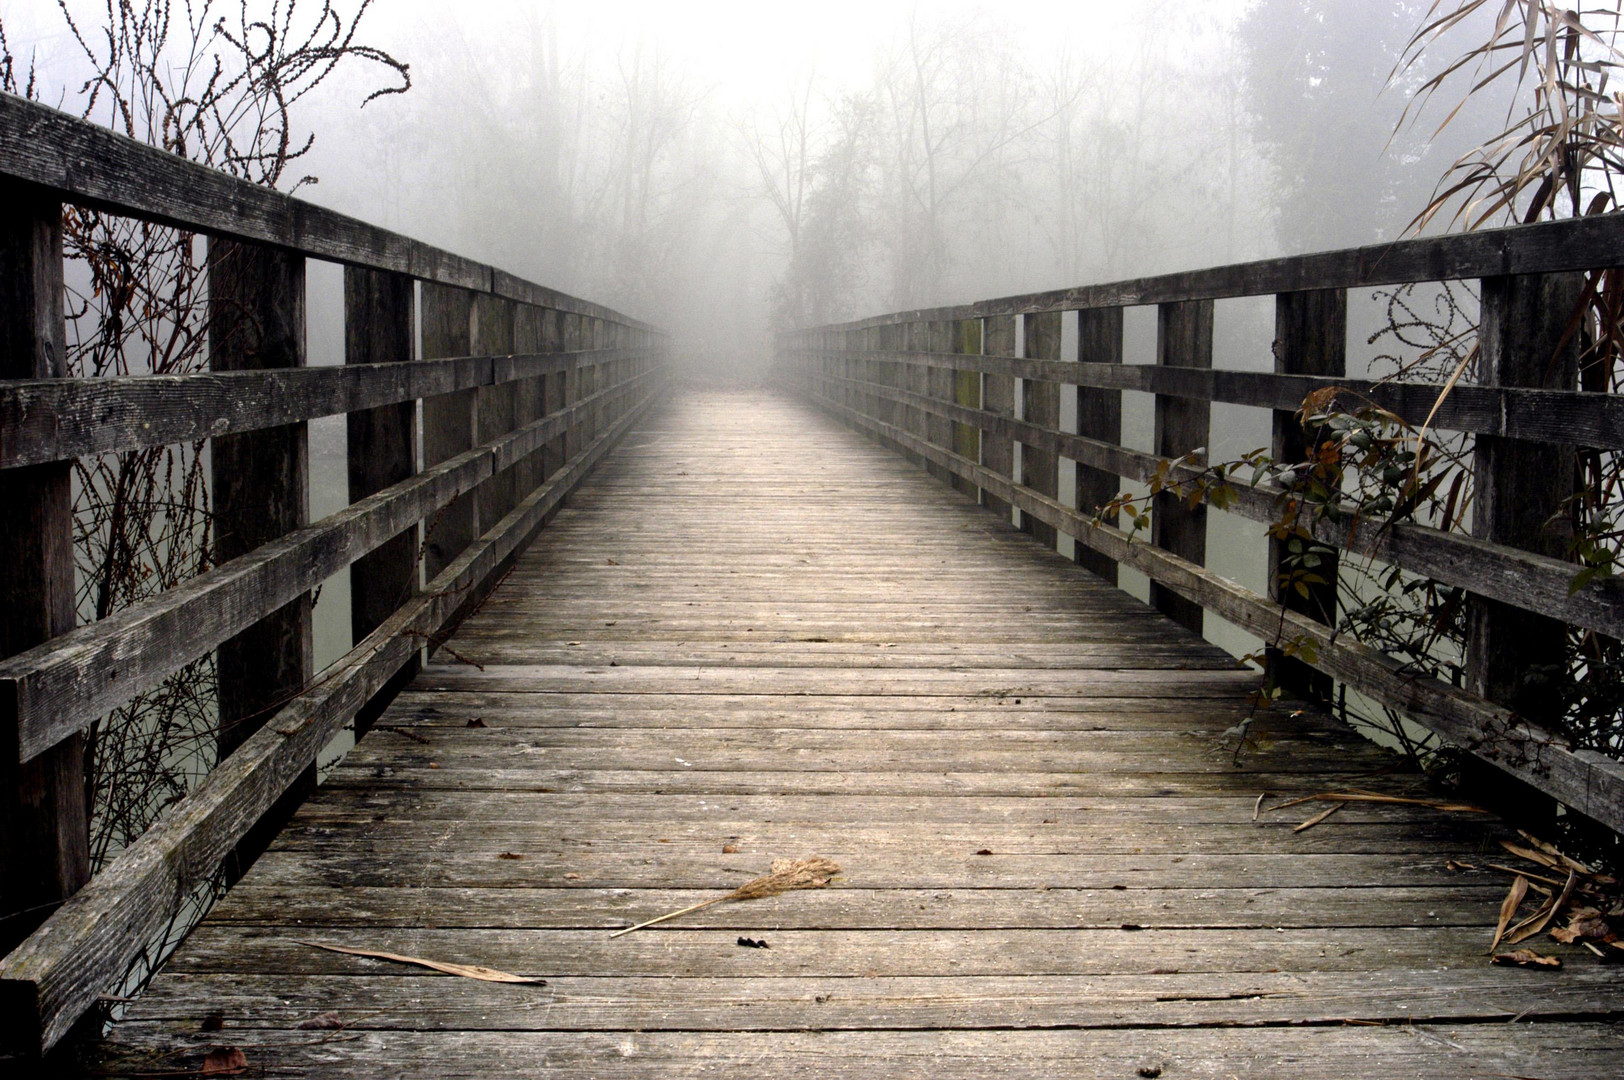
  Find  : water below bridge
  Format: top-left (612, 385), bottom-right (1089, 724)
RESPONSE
top-left (92, 388), bottom-right (1619, 1077)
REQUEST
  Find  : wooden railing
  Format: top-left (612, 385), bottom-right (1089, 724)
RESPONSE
top-left (777, 213), bottom-right (1624, 843)
top-left (0, 92), bottom-right (667, 1055)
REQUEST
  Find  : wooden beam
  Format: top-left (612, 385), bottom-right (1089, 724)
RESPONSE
top-left (793, 347), bottom-right (1624, 449)
top-left (0, 348), bottom-right (628, 468)
top-left (1074, 307), bottom-right (1123, 584)
top-left (1467, 273), bottom-right (1586, 728)
top-left (0, 376), bottom-right (664, 1057)
top-left (813, 367), bottom-right (1624, 642)
top-left (0, 374), bottom-right (651, 763)
top-left (0, 94), bottom-right (651, 331)
top-left (1269, 289), bottom-right (1346, 702)
top-left (344, 266), bottom-right (420, 741)
top-left (208, 239), bottom-right (313, 763)
top-left (421, 284), bottom-right (477, 581)
top-left (981, 317), bottom-right (1016, 521)
top-left (781, 209), bottom-right (1624, 332)
top-left (796, 380), bottom-right (1624, 835)
top-left (1020, 312), bottom-right (1063, 549)
top-left (0, 180), bottom-right (87, 954)
top-left (1151, 300), bottom-right (1213, 634)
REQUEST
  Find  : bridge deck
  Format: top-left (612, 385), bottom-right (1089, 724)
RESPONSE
top-left (95, 390), bottom-right (1619, 1077)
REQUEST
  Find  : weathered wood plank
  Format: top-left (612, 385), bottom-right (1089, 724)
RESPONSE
top-left (1268, 288), bottom-right (1345, 700)
top-left (0, 374), bottom-right (651, 763)
top-left (84, 389), bottom-right (1617, 1079)
top-left (0, 93), bottom-right (649, 329)
top-left (0, 347), bottom-right (639, 468)
top-left (0, 377), bottom-right (662, 1056)
top-left (91, 1024), bottom-right (1624, 1080)
top-left (0, 179), bottom-right (86, 954)
top-left (208, 238), bottom-right (314, 763)
top-left (1466, 273), bottom-right (1586, 730)
top-left (787, 207), bottom-right (1624, 329)
top-left (802, 345), bottom-right (1624, 449)
top-left (1150, 299), bottom-right (1212, 633)
top-left (798, 383), bottom-right (1624, 831)
top-left (814, 368), bottom-right (1624, 640)
top-left (1073, 306), bottom-right (1122, 582)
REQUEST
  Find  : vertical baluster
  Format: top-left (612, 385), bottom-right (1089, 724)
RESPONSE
top-left (1467, 273), bottom-right (1585, 729)
top-left (1021, 312), bottom-right (1062, 548)
top-left (1270, 289), bottom-right (1346, 700)
top-left (1075, 307), bottom-right (1123, 583)
top-left (513, 303), bottom-right (545, 500)
top-left (473, 293), bottom-right (516, 526)
top-left (345, 266), bottom-right (418, 734)
top-left (207, 237), bottom-right (312, 878)
top-left (951, 317), bottom-right (983, 499)
top-left (0, 182), bottom-right (88, 951)
top-left (542, 308), bottom-right (566, 481)
top-left (1151, 299), bottom-right (1213, 634)
top-left (982, 315), bottom-right (1017, 522)
top-left (421, 283), bottom-right (476, 580)
top-left (925, 321), bottom-right (953, 484)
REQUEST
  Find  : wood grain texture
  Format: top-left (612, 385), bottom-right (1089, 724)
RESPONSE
top-left (794, 344), bottom-right (1624, 449)
top-left (208, 238), bottom-right (313, 762)
top-left (793, 378), bottom-right (1624, 832)
top-left (0, 372), bottom-right (651, 763)
top-left (808, 365), bottom-right (1624, 640)
top-left (87, 389), bottom-right (1622, 1079)
top-left (781, 206), bottom-right (1624, 330)
top-left (1150, 300), bottom-right (1212, 633)
top-left (0, 180), bottom-right (86, 955)
top-left (0, 374), bottom-right (662, 1057)
top-left (0, 93), bottom-right (649, 330)
top-left (1268, 288), bottom-right (1346, 701)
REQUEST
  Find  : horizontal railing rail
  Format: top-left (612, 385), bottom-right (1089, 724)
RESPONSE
top-left (0, 93), bottom-right (669, 1056)
top-left (778, 215), bottom-right (1624, 846)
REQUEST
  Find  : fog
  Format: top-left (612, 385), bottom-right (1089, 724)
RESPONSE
top-left (5, 0), bottom-right (1512, 381)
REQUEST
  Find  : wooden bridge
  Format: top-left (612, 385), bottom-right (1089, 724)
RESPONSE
top-left (0, 93), bottom-right (1621, 1076)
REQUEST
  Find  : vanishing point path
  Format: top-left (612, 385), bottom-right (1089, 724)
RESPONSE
top-left (95, 389), bottom-right (1620, 1077)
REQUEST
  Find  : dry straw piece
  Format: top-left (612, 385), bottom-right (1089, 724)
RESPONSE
top-left (610, 856), bottom-right (842, 938)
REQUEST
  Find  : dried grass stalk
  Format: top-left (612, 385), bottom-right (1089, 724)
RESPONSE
top-left (610, 856), bottom-right (842, 938)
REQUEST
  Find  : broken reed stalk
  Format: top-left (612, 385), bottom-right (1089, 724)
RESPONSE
top-left (610, 856), bottom-right (841, 938)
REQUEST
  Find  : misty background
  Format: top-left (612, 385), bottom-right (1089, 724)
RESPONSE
top-left (6, 0), bottom-right (1510, 371)
top-left (1, 0), bottom-right (1513, 668)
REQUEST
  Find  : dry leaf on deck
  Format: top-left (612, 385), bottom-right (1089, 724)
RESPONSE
top-left (296, 940), bottom-right (546, 983)
top-left (1489, 875), bottom-right (1529, 953)
top-left (1550, 907), bottom-right (1619, 946)
top-left (1294, 801), bottom-right (1346, 833)
top-left (611, 855), bottom-right (841, 937)
top-left (1491, 949), bottom-right (1561, 968)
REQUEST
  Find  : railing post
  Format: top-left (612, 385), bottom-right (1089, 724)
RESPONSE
top-left (473, 294), bottom-right (516, 527)
top-left (951, 317), bottom-right (983, 498)
top-left (1075, 307), bottom-right (1124, 583)
top-left (207, 238), bottom-right (313, 879)
top-left (542, 308), bottom-right (567, 481)
top-left (345, 266), bottom-right (418, 733)
top-left (513, 303), bottom-right (545, 499)
top-left (1270, 288), bottom-right (1346, 700)
top-left (208, 239), bottom-right (313, 758)
top-left (1020, 312), bottom-right (1062, 548)
top-left (924, 320), bottom-right (953, 484)
top-left (0, 182), bottom-right (88, 952)
top-left (1467, 273), bottom-right (1586, 727)
top-left (1151, 299), bottom-right (1213, 634)
top-left (982, 315), bottom-right (1017, 522)
top-left (561, 313), bottom-right (582, 462)
top-left (421, 283), bottom-right (476, 580)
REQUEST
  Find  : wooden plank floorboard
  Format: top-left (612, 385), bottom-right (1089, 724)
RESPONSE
top-left (94, 388), bottom-right (1623, 1078)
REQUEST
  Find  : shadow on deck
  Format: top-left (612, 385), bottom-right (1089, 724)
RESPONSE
top-left (92, 389), bottom-right (1621, 1078)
